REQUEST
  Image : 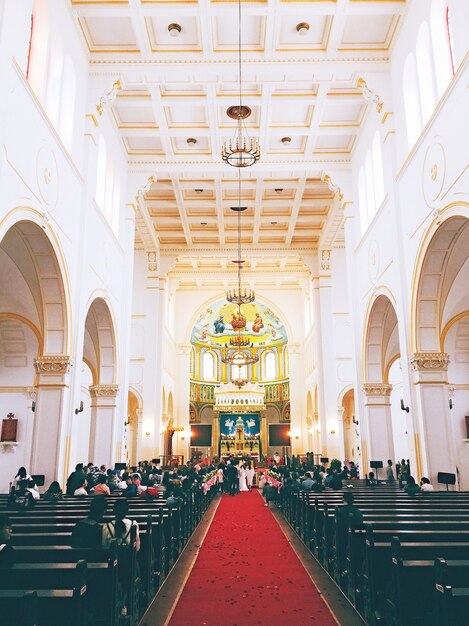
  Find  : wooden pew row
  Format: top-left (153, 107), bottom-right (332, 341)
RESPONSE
top-left (0, 561), bottom-right (87, 626)
top-left (0, 485), bottom-right (217, 625)
top-left (279, 486), bottom-right (469, 625)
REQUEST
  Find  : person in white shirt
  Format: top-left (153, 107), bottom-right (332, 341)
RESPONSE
top-left (26, 480), bottom-right (40, 500)
top-left (103, 499), bottom-right (140, 551)
top-left (420, 477), bottom-right (434, 492)
top-left (74, 479), bottom-right (88, 496)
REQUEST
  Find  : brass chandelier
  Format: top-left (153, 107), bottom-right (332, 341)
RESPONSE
top-left (222, 172), bottom-right (259, 374)
top-left (221, 0), bottom-right (260, 168)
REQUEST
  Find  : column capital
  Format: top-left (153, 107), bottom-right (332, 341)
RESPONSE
top-left (89, 384), bottom-right (119, 398)
top-left (410, 352), bottom-right (450, 372)
top-left (34, 355), bottom-right (72, 375)
top-left (362, 382), bottom-right (393, 397)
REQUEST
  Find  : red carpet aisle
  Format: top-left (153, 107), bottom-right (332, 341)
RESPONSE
top-left (167, 492), bottom-right (338, 626)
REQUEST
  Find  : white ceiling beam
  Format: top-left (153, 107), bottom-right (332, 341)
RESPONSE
top-left (285, 177), bottom-right (307, 246)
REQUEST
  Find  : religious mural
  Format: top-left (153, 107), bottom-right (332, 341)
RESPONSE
top-left (191, 299), bottom-right (287, 347)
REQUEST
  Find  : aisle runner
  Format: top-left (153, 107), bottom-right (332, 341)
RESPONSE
top-left (167, 492), bottom-right (337, 626)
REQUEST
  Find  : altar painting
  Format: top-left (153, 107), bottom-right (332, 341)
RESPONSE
top-left (220, 413), bottom-right (260, 456)
top-left (191, 299), bottom-right (287, 348)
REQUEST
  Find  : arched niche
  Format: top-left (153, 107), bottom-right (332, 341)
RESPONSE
top-left (83, 297), bottom-right (117, 385)
top-left (0, 220), bottom-right (69, 355)
top-left (364, 293), bottom-right (400, 383)
top-left (413, 215), bottom-right (469, 352)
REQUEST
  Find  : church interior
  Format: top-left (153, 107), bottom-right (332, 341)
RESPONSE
top-left (0, 0), bottom-right (468, 624)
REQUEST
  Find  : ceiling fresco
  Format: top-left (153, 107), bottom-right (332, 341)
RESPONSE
top-left (191, 299), bottom-right (287, 348)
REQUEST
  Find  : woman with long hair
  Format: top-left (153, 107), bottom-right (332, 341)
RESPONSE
top-left (103, 499), bottom-right (140, 551)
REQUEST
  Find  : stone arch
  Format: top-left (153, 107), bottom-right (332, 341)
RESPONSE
top-left (412, 213), bottom-right (469, 352)
top-left (363, 293), bottom-right (400, 383)
top-left (83, 297), bottom-right (117, 385)
top-left (0, 218), bottom-right (69, 355)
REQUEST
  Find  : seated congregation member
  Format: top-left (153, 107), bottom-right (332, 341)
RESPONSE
top-left (311, 474), bottom-right (325, 492)
top-left (94, 474), bottom-right (111, 496)
top-left (420, 476), bottom-right (434, 492)
top-left (329, 472), bottom-right (343, 490)
top-left (366, 471), bottom-right (377, 487)
top-left (0, 514), bottom-right (14, 566)
top-left (43, 480), bottom-right (63, 501)
top-left (71, 496), bottom-right (107, 548)
top-left (301, 472), bottom-right (314, 490)
top-left (166, 485), bottom-right (184, 508)
top-left (103, 499), bottom-right (140, 551)
top-left (66, 463), bottom-right (86, 496)
top-left (74, 479), bottom-right (89, 496)
top-left (13, 466), bottom-right (33, 487)
top-left (404, 475), bottom-right (421, 495)
top-left (124, 476), bottom-right (138, 497)
top-left (337, 492), bottom-right (363, 531)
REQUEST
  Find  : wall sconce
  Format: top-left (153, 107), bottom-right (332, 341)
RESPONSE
top-left (31, 401), bottom-right (36, 413)
top-left (75, 401), bottom-right (84, 415)
top-left (145, 431), bottom-right (151, 437)
top-left (400, 398), bottom-right (409, 413)
top-left (329, 420), bottom-right (338, 435)
top-left (352, 415), bottom-right (359, 425)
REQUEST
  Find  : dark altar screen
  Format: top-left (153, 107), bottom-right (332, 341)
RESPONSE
top-left (190, 424), bottom-right (212, 446)
top-left (268, 424), bottom-right (290, 446)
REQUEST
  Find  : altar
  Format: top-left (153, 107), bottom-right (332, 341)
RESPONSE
top-left (214, 381), bottom-right (266, 460)
top-left (220, 413), bottom-right (261, 458)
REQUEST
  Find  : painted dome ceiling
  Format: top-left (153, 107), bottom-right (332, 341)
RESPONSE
top-left (191, 299), bottom-right (287, 348)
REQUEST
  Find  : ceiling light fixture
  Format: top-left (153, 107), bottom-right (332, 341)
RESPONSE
top-left (168, 23), bottom-right (182, 37)
top-left (187, 137), bottom-right (197, 145)
top-left (195, 188), bottom-right (203, 193)
top-left (281, 136), bottom-right (291, 144)
top-left (296, 22), bottom-right (310, 36)
top-left (221, 0), bottom-right (260, 168)
top-left (275, 188), bottom-right (284, 194)
top-left (222, 171), bottom-right (258, 371)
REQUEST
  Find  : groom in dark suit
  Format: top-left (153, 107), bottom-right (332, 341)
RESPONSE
top-left (226, 461), bottom-right (238, 496)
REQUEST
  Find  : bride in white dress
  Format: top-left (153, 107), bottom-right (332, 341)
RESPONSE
top-left (238, 464), bottom-right (249, 492)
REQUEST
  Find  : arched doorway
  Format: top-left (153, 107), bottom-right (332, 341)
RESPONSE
top-left (362, 293), bottom-right (401, 472)
top-left (79, 297), bottom-right (118, 469)
top-left (0, 219), bottom-right (69, 488)
top-left (412, 214), bottom-right (469, 487)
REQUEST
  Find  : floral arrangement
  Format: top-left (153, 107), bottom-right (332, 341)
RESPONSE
top-left (265, 469), bottom-right (282, 491)
top-left (202, 470), bottom-right (217, 495)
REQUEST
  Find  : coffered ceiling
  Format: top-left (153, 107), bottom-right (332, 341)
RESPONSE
top-left (70, 0), bottom-right (406, 276)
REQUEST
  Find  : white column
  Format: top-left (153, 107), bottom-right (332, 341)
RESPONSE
top-left (288, 343), bottom-right (304, 455)
top-left (410, 352), bottom-right (456, 485)
top-left (88, 384), bottom-right (119, 468)
top-left (31, 356), bottom-right (72, 486)
top-left (362, 383), bottom-right (395, 472)
top-left (173, 343), bottom-right (191, 462)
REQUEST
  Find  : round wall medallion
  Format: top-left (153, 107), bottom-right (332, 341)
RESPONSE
top-left (422, 141), bottom-right (445, 205)
top-left (36, 146), bottom-right (59, 207)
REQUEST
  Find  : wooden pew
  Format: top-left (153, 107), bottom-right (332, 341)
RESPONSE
top-left (0, 561), bottom-right (87, 626)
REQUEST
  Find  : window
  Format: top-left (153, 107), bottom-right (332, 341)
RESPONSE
top-left (372, 132), bottom-right (384, 210)
top-left (358, 166), bottom-right (367, 234)
top-left (430, 1), bottom-right (453, 96)
top-left (96, 135), bottom-right (107, 210)
top-left (403, 53), bottom-right (422, 148)
top-left (58, 56), bottom-right (76, 152)
top-left (446, 6), bottom-right (456, 75)
top-left (416, 22), bottom-right (436, 125)
top-left (203, 352), bottom-right (215, 381)
top-left (264, 351), bottom-right (276, 381)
